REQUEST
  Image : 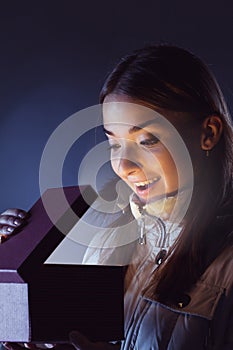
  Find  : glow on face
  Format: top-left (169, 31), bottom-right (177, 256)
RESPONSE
top-left (103, 98), bottom-right (179, 203)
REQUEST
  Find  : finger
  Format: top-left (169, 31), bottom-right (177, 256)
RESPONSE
top-left (1, 209), bottom-right (28, 219)
top-left (2, 343), bottom-right (12, 350)
top-left (23, 344), bottom-right (39, 350)
top-left (0, 215), bottom-right (24, 227)
top-left (2, 343), bottom-right (25, 350)
top-left (0, 225), bottom-right (16, 235)
top-left (0, 219), bottom-right (24, 235)
top-left (34, 344), bottom-right (56, 349)
top-left (69, 331), bottom-right (92, 350)
top-left (69, 332), bottom-right (116, 350)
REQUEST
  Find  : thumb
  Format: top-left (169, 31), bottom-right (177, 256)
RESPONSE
top-left (69, 331), bottom-right (119, 350)
top-left (69, 331), bottom-right (91, 350)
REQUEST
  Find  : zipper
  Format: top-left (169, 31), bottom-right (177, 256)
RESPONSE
top-left (204, 322), bottom-right (212, 349)
top-left (137, 206), bottom-right (167, 248)
top-left (138, 207), bottom-right (146, 245)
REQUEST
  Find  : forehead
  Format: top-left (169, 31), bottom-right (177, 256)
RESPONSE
top-left (102, 98), bottom-right (198, 138)
top-left (102, 101), bottom-right (161, 127)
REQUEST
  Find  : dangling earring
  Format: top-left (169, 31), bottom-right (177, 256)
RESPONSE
top-left (206, 150), bottom-right (210, 157)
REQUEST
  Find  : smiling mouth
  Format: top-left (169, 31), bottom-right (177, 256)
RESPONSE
top-left (134, 177), bottom-right (160, 191)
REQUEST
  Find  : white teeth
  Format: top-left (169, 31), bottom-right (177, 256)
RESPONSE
top-left (135, 177), bottom-right (159, 187)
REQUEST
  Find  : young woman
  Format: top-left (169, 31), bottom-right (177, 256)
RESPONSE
top-left (1, 45), bottom-right (233, 349)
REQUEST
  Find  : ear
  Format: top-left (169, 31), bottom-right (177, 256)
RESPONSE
top-left (200, 115), bottom-right (223, 151)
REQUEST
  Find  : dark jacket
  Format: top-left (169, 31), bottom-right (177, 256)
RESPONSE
top-left (121, 243), bottom-right (233, 349)
top-left (117, 210), bottom-right (233, 350)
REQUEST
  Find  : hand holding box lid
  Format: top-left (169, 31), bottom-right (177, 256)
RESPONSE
top-left (0, 186), bottom-right (125, 343)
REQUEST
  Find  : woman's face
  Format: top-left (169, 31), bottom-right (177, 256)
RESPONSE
top-left (102, 95), bottom-right (193, 203)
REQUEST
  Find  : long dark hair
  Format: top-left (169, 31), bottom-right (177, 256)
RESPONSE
top-left (99, 45), bottom-right (233, 302)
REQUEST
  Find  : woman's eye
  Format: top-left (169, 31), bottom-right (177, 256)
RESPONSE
top-left (108, 143), bottom-right (121, 151)
top-left (140, 137), bottom-right (159, 147)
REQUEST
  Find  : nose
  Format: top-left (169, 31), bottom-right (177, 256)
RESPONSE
top-left (114, 157), bottom-right (141, 178)
top-left (111, 140), bottom-right (143, 178)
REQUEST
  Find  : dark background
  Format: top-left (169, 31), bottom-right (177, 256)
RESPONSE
top-left (0, 0), bottom-right (233, 212)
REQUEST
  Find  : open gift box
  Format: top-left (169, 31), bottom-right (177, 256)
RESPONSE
top-left (0, 186), bottom-right (125, 343)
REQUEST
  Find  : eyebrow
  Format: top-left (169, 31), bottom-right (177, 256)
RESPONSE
top-left (103, 118), bottom-right (158, 136)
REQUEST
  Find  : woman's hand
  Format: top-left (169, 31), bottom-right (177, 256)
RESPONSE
top-left (68, 331), bottom-right (121, 350)
top-left (2, 338), bottom-right (119, 350)
top-left (2, 332), bottom-right (121, 350)
top-left (2, 343), bottom-right (56, 350)
top-left (52, 332), bottom-right (121, 350)
top-left (0, 208), bottom-right (28, 241)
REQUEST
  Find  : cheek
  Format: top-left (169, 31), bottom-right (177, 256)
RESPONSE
top-left (162, 161), bottom-right (178, 189)
top-left (160, 153), bottom-right (177, 172)
top-left (153, 150), bottom-right (178, 181)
